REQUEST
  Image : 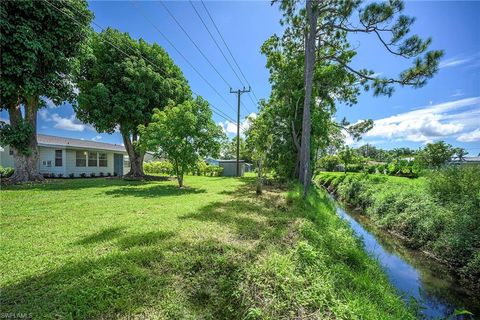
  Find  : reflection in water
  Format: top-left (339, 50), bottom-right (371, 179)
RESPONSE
top-left (330, 197), bottom-right (478, 319)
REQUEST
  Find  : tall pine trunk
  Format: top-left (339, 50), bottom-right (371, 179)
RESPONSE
top-left (8, 97), bottom-right (44, 183)
top-left (299, 0), bottom-right (319, 197)
top-left (121, 130), bottom-right (145, 178)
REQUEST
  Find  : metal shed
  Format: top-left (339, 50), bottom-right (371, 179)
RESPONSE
top-left (218, 160), bottom-right (245, 177)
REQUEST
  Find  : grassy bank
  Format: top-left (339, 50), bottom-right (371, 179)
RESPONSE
top-left (317, 170), bottom-right (480, 288)
top-left (1, 176), bottom-right (414, 319)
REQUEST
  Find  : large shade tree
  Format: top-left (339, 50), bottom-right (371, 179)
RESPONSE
top-left (271, 0), bottom-right (444, 196)
top-left (0, 0), bottom-right (93, 182)
top-left (75, 28), bottom-right (191, 177)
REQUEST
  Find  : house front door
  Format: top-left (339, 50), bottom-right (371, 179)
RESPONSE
top-left (114, 154), bottom-right (123, 176)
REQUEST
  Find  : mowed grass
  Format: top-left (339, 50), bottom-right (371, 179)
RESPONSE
top-left (1, 176), bottom-right (415, 319)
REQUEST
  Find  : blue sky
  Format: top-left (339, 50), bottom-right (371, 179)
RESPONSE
top-left (2, 1), bottom-right (479, 154)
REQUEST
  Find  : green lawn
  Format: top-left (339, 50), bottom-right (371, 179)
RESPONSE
top-left (1, 176), bottom-right (415, 319)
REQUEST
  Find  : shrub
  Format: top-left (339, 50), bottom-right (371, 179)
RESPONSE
top-left (69, 173), bottom-right (75, 179)
top-left (90, 172), bottom-right (96, 178)
top-left (107, 172), bottom-right (112, 177)
top-left (42, 173), bottom-right (52, 178)
top-left (0, 166), bottom-right (14, 178)
top-left (346, 164), bottom-right (363, 173)
top-left (113, 172), bottom-right (118, 177)
top-left (57, 173), bottom-right (63, 178)
top-left (144, 161), bottom-right (173, 175)
top-left (99, 172), bottom-right (104, 177)
top-left (318, 155), bottom-right (340, 172)
top-left (80, 173), bottom-right (87, 178)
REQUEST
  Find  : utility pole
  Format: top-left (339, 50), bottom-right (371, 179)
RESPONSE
top-left (230, 86), bottom-right (251, 177)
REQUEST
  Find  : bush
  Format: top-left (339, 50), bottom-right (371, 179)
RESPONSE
top-left (144, 161), bottom-right (173, 175)
top-left (319, 170), bottom-right (480, 287)
top-left (318, 155), bottom-right (340, 172)
top-left (80, 173), bottom-right (87, 178)
top-left (346, 164), bottom-right (363, 172)
top-left (57, 173), bottom-right (63, 178)
top-left (90, 172), bottom-right (96, 178)
top-left (0, 166), bottom-right (14, 178)
top-left (99, 172), bottom-right (104, 177)
top-left (107, 172), bottom-right (111, 177)
top-left (69, 173), bottom-right (75, 179)
top-left (113, 172), bottom-right (118, 177)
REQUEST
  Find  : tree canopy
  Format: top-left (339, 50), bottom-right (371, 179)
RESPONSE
top-left (0, 0), bottom-right (93, 182)
top-left (140, 97), bottom-right (225, 187)
top-left (75, 28), bottom-right (191, 177)
top-left (253, 0), bottom-right (443, 196)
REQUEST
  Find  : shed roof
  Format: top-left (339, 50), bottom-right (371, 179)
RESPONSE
top-left (37, 134), bottom-right (126, 153)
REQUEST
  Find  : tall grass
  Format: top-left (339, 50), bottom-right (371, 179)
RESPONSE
top-left (318, 166), bottom-right (480, 288)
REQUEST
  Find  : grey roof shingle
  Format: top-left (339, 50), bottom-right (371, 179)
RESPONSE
top-left (37, 134), bottom-right (126, 153)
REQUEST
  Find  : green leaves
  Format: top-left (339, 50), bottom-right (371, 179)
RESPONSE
top-left (75, 28), bottom-right (191, 135)
top-left (140, 97), bottom-right (226, 187)
top-left (0, 0), bottom-right (93, 106)
top-left (0, 119), bottom-right (34, 156)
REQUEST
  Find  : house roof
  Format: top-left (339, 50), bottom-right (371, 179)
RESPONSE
top-left (37, 134), bottom-right (127, 153)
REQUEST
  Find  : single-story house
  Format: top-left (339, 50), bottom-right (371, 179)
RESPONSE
top-left (0, 134), bottom-right (130, 177)
top-left (449, 156), bottom-right (480, 165)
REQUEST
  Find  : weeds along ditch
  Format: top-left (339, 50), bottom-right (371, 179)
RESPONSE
top-left (317, 165), bottom-right (480, 290)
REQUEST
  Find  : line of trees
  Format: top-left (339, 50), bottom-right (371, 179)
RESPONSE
top-left (1, 0), bottom-right (224, 186)
top-left (245, 0), bottom-right (443, 196)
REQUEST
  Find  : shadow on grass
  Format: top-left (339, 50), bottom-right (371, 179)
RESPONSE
top-left (0, 178), bottom-right (150, 192)
top-left (118, 231), bottom-right (176, 249)
top-left (75, 227), bottom-right (125, 246)
top-left (103, 184), bottom-right (206, 198)
top-left (0, 180), bottom-right (302, 319)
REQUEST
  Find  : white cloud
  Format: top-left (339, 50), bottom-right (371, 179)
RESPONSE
top-left (366, 97), bottom-right (480, 143)
top-left (219, 112), bottom-right (257, 137)
top-left (51, 113), bottom-right (86, 132)
top-left (450, 89), bottom-right (464, 98)
top-left (91, 135), bottom-right (102, 141)
top-left (457, 129), bottom-right (480, 142)
top-left (38, 109), bottom-right (50, 121)
top-left (439, 57), bottom-right (471, 69)
top-left (38, 109), bottom-right (93, 132)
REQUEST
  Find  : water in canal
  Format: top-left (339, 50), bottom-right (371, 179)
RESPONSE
top-left (329, 195), bottom-right (479, 319)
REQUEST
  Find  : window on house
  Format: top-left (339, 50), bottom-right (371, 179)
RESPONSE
top-left (46, 160), bottom-right (52, 167)
top-left (124, 155), bottom-right (130, 168)
top-left (55, 150), bottom-right (62, 166)
top-left (88, 152), bottom-right (98, 167)
top-left (99, 153), bottom-right (107, 167)
top-left (9, 149), bottom-right (13, 155)
top-left (76, 151), bottom-right (86, 167)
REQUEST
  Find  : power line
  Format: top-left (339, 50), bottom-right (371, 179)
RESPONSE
top-left (158, 1), bottom-right (233, 90)
top-left (129, 0), bottom-right (237, 118)
top-left (188, 0), bottom-right (253, 116)
top-left (44, 0), bottom-right (237, 125)
top-left (188, 1), bottom-right (244, 88)
top-left (200, 0), bottom-right (260, 106)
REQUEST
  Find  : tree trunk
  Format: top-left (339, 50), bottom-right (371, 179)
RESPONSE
top-left (121, 130), bottom-right (145, 178)
top-left (256, 159), bottom-right (263, 195)
top-left (299, 0), bottom-right (319, 197)
top-left (8, 98), bottom-right (44, 183)
top-left (177, 174), bottom-right (184, 188)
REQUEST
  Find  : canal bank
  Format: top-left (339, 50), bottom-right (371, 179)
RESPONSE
top-left (319, 186), bottom-right (478, 318)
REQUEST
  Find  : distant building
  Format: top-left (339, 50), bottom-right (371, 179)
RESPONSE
top-left (449, 156), bottom-right (480, 165)
top-left (218, 160), bottom-right (245, 177)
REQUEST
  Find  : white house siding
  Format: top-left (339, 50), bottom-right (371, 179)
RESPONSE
top-left (65, 149), bottom-right (115, 177)
top-left (38, 146), bottom-right (66, 176)
top-left (0, 145), bottom-right (15, 168)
